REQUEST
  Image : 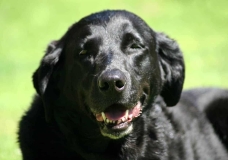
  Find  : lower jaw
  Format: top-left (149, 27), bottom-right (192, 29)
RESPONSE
top-left (100, 123), bottom-right (133, 139)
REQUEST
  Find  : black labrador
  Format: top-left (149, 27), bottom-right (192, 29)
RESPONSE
top-left (18, 10), bottom-right (228, 160)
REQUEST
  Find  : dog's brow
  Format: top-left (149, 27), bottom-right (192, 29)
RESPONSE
top-left (117, 21), bottom-right (143, 42)
top-left (123, 32), bottom-right (143, 44)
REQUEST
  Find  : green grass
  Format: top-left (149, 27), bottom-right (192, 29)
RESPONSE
top-left (0, 0), bottom-right (228, 159)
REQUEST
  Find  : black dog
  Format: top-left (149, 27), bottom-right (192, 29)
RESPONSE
top-left (18, 10), bottom-right (228, 160)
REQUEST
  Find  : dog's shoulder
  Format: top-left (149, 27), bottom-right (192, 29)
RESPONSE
top-left (164, 88), bottom-right (228, 159)
top-left (182, 88), bottom-right (228, 149)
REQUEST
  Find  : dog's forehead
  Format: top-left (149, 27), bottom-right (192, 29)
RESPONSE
top-left (86, 17), bottom-right (139, 40)
top-left (66, 11), bottom-right (154, 49)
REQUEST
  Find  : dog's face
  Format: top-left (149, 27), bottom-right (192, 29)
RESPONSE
top-left (60, 11), bottom-right (162, 139)
top-left (33, 10), bottom-right (185, 139)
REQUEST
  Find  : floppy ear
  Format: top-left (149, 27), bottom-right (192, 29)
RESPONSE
top-left (156, 32), bottom-right (185, 106)
top-left (33, 40), bottom-right (62, 122)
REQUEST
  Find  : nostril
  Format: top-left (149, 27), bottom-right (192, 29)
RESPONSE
top-left (98, 81), bottom-right (109, 91)
top-left (115, 80), bottom-right (125, 90)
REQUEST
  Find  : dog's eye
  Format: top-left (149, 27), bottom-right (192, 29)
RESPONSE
top-left (130, 43), bottom-right (141, 49)
top-left (79, 50), bottom-right (87, 55)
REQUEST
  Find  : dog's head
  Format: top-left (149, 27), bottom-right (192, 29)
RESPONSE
top-left (33, 10), bottom-right (184, 139)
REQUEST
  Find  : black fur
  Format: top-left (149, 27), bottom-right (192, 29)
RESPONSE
top-left (18, 10), bottom-right (228, 160)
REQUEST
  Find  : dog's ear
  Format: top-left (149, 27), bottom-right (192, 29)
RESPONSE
top-left (156, 32), bottom-right (185, 106)
top-left (33, 40), bottom-right (62, 122)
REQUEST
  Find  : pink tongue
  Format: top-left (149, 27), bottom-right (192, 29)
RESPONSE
top-left (105, 102), bottom-right (141, 121)
top-left (105, 110), bottom-right (126, 121)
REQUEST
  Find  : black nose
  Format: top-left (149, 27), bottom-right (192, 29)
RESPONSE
top-left (98, 69), bottom-right (126, 93)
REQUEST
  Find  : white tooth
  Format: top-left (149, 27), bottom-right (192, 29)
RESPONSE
top-left (101, 112), bottom-right (106, 121)
top-left (117, 119), bottom-right (122, 124)
top-left (106, 119), bottom-right (110, 123)
top-left (121, 117), bottom-right (126, 122)
top-left (125, 110), bottom-right (129, 118)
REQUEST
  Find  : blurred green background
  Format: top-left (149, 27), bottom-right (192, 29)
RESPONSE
top-left (0, 0), bottom-right (227, 159)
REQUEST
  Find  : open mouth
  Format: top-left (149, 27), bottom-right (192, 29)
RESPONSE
top-left (92, 97), bottom-right (145, 139)
top-left (95, 101), bottom-right (142, 124)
